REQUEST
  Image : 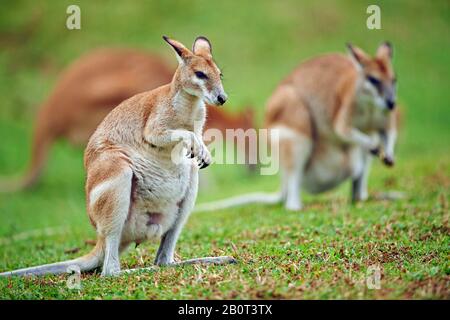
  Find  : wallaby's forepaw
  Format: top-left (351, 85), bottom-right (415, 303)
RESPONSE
top-left (184, 133), bottom-right (211, 169)
top-left (370, 147), bottom-right (381, 157)
top-left (184, 135), bottom-right (201, 158)
top-left (198, 147), bottom-right (211, 169)
top-left (383, 156), bottom-right (395, 167)
top-left (187, 147), bottom-right (196, 159)
top-left (198, 159), bottom-right (210, 169)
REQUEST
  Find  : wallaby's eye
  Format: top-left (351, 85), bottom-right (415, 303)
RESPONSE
top-left (367, 75), bottom-right (381, 88)
top-left (195, 71), bottom-right (208, 80)
top-left (220, 73), bottom-right (224, 79)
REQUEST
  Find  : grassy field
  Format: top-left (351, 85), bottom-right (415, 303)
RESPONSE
top-left (0, 0), bottom-right (449, 299)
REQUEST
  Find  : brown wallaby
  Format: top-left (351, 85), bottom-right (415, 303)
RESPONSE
top-left (0, 36), bottom-right (236, 277)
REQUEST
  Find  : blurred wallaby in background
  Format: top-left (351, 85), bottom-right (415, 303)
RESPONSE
top-left (0, 48), bottom-right (255, 192)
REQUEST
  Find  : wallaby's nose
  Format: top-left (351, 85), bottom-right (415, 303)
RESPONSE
top-left (217, 93), bottom-right (227, 106)
top-left (386, 99), bottom-right (396, 110)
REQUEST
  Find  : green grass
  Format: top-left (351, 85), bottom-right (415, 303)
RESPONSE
top-left (0, 0), bottom-right (449, 299)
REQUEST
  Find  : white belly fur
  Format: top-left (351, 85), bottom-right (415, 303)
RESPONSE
top-left (121, 149), bottom-right (194, 244)
top-left (303, 142), bottom-right (365, 194)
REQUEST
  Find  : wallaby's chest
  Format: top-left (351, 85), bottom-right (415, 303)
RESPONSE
top-left (352, 98), bottom-right (388, 132)
top-left (131, 153), bottom-right (192, 208)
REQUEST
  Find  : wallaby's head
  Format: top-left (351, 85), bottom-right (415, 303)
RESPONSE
top-left (347, 42), bottom-right (396, 111)
top-left (163, 36), bottom-right (227, 106)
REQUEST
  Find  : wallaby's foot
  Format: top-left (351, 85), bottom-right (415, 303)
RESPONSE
top-left (351, 187), bottom-right (369, 203)
top-left (352, 193), bottom-right (369, 203)
top-left (154, 255), bottom-right (174, 266)
top-left (101, 267), bottom-right (121, 277)
top-left (178, 256), bottom-right (237, 265)
top-left (285, 199), bottom-right (303, 211)
top-left (373, 191), bottom-right (406, 201)
top-left (122, 256), bottom-right (237, 275)
top-left (101, 260), bottom-right (121, 277)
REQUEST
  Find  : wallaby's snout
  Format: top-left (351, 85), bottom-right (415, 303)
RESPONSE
top-left (386, 98), bottom-right (396, 110)
top-left (216, 92), bottom-right (228, 106)
top-left (384, 82), bottom-right (396, 111)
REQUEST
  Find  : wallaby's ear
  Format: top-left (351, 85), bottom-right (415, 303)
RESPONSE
top-left (193, 36), bottom-right (212, 59)
top-left (163, 36), bottom-right (192, 64)
top-left (347, 43), bottom-right (370, 66)
top-left (376, 41), bottom-right (393, 60)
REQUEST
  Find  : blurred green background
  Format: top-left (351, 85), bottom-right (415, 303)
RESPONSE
top-left (0, 0), bottom-right (448, 299)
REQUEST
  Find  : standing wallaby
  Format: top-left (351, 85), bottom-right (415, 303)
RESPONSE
top-left (0, 36), bottom-right (231, 277)
top-left (0, 48), bottom-right (254, 192)
top-left (195, 43), bottom-right (399, 213)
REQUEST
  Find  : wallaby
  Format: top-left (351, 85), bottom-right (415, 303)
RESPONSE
top-left (195, 43), bottom-right (400, 213)
top-left (0, 48), bottom-right (255, 192)
top-left (0, 36), bottom-right (235, 277)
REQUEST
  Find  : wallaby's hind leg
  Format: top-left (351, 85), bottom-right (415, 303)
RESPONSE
top-left (266, 86), bottom-right (313, 211)
top-left (86, 155), bottom-right (133, 276)
top-left (351, 148), bottom-right (372, 202)
top-left (155, 164), bottom-right (198, 265)
top-left (279, 130), bottom-right (312, 211)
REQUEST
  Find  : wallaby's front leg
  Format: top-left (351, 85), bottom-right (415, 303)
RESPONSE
top-left (380, 116), bottom-right (397, 167)
top-left (333, 101), bottom-right (379, 153)
top-left (145, 127), bottom-right (211, 168)
top-left (154, 164), bottom-right (199, 265)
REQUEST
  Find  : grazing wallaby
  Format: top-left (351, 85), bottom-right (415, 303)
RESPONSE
top-left (195, 43), bottom-right (400, 213)
top-left (0, 36), bottom-right (233, 277)
top-left (0, 48), bottom-right (255, 192)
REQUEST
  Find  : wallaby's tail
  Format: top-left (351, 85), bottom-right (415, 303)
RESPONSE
top-left (194, 191), bottom-right (282, 213)
top-left (0, 239), bottom-right (104, 277)
top-left (0, 110), bottom-right (55, 193)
